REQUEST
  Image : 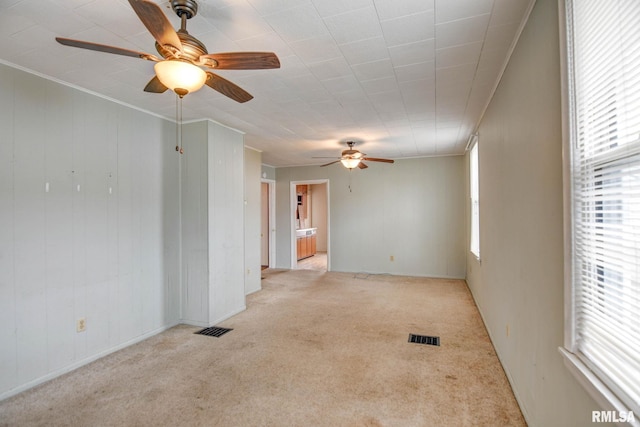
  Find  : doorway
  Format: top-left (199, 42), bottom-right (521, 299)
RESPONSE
top-left (261, 179), bottom-right (275, 269)
top-left (290, 180), bottom-right (329, 271)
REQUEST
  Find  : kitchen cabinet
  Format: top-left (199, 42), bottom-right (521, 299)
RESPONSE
top-left (296, 229), bottom-right (317, 260)
top-left (309, 234), bottom-right (316, 255)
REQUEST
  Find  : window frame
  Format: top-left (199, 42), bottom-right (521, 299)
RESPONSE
top-left (469, 135), bottom-right (480, 260)
top-left (559, 0), bottom-right (640, 421)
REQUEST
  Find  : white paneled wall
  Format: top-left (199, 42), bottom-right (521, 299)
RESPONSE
top-left (0, 63), bottom-right (181, 399)
top-left (180, 120), bottom-right (246, 327)
top-left (181, 121), bottom-right (209, 324)
top-left (207, 122), bottom-right (246, 322)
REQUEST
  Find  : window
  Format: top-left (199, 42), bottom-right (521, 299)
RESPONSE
top-left (469, 136), bottom-right (480, 258)
top-left (561, 0), bottom-right (640, 416)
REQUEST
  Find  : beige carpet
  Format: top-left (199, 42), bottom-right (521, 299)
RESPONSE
top-left (0, 269), bottom-right (526, 426)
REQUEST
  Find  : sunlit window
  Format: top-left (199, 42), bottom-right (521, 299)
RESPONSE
top-left (561, 0), bottom-right (640, 415)
top-left (469, 138), bottom-right (480, 259)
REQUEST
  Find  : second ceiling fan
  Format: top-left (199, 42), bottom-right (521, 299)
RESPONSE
top-left (316, 141), bottom-right (394, 169)
top-left (55, 0), bottom-right (280, 102)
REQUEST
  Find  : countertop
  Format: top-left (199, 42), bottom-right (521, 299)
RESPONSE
top-left (296, 227), bottom-right (317, 237)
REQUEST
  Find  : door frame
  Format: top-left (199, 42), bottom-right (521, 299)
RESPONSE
top-left (261, 179), bottom-right (276, 268)
top-left (290, 179), bottom-right (330, 270)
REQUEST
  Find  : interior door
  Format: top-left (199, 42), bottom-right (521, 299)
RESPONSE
top-left (261, 182), bottom-right (269, 267)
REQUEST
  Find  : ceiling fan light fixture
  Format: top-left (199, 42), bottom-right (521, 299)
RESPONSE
top-left (341, 158), bottom-right (361, 169)
top-left (154, 60), bottom-right (207, 96)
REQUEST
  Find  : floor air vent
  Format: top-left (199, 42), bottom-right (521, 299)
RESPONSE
top-left (408, 334), bottom-right (440, 346)
top-left (195, 327), bottom-right (233, 338)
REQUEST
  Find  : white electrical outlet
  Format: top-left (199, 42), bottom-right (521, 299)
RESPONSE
top-left (77, 318), bottom-right (86, 333)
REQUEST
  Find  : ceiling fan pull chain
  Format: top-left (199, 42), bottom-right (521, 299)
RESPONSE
top-left (174, 93), bottom-right (184, 154)
top-left (179, 94), bottom-right (184, 154)
top-left (175, 93), bottom-right (180, 153)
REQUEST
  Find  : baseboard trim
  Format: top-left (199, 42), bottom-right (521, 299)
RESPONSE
top-left (180, 305), bottom-right (247, 328)
top-left (210, 306), bottom-right (246, 326)
top-left (0, 322), bottom-right (180, 402)
top-left (464, 279), bottom-right (531, 426)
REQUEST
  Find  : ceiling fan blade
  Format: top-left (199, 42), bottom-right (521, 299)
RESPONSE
top-left (320, 160), bottom-right (341, 167)
top-left (205, 72), bottom-right (253, 103)
top-left (143, 76), bottom-right (168, 93)
top-left (128, 0), bottom-right (182, 54)
top-left (55, 38), bottom-right (160, 61)
top-left (363, 157), bottom-right (394, 163)
top-left (358, 162), bottom-right (369, 169)
top-left (200, 52), bottom-right (281, 70)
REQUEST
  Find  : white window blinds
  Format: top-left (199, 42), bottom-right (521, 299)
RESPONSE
top-left (567, 0), bottom-right (640, 414)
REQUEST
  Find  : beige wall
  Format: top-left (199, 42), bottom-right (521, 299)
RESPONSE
top-left (276, 156), bottom-right (466, 278)
top-left (465, 0), bottom-right (605, 424)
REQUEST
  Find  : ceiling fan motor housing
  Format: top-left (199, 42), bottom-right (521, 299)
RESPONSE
top-left (342, 143), bottom-right (362, 158)
top-left (155, 0), bottom-right (209, 63)
top-left (171, 0), bottom-right (198, 19)
top-left (341, 149), bottom-right (361, 157)
top-left (156, 30), bottom-right (208, 62)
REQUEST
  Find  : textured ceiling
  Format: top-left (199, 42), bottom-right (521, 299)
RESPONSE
top-left (0, 0), bottom-right (533, 167)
